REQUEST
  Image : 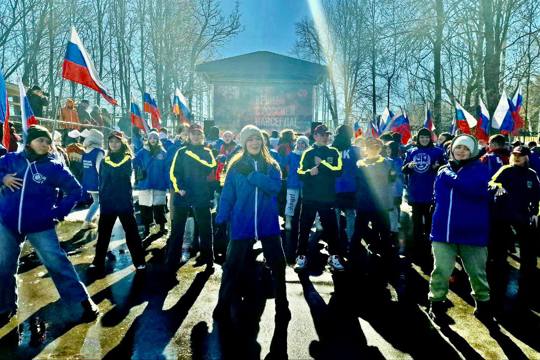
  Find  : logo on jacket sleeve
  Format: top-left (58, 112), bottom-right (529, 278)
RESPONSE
top-left (413, 153), bottom-right (431, 173)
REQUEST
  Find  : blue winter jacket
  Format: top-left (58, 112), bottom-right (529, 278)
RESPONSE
top-left (216, 154), bottom-right (282, 241)
top-left (133, 146), bottom-right (169, 191)
top-left (403, 145), bottom-right (446, 204)
top-left (99, 153), bottom-right (135, 214)
top-left (0, 151), bottom-right (82, 234)
top-left (285, 151), bottom-right (303, 189)
top-left (430, 160), bottom-right (490, 246)
top-left (390, 156), bottom-right (404, 199)
top-left (336, 145), bottom-right (360, 194)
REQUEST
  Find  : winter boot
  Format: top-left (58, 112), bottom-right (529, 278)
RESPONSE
top-left (474, 300), bottom-right (498, 330)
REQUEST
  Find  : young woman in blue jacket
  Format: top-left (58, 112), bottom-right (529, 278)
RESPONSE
top-left (91, 131), bottom-right (146, 273)
top-left (213, 125), bottom-right (290, 323)
top-left (428, 134), bottom-right (495, 326)
top-left (134, 130), bottom-right (169, 238)
top-left (0, 125), bottom-right (98, 324)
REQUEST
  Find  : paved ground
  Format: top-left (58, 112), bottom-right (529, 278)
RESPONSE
top-left (0, 208), bottom-right (539, 359)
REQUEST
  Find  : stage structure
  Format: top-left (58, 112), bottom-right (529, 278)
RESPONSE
top-left (196, 51), bottom-right (326, 133)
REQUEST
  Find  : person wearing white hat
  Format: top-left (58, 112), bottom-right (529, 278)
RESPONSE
top-left (428, 134), bottom-right (496, 328)
top-left (81, 129), bottom-right (105, 230)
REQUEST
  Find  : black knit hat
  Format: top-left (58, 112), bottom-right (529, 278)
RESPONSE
top-left (26, 125), bottom-right (52, 144)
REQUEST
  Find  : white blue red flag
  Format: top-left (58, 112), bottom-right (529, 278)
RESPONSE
top-left (475, 98), bottom-right (490, 142)
top-left (386, 110), bottom-right (411, 144)
top-left (18, 81), bottom-right (38, 137)
top-left (172, 88), bottom-right (190, 123)
top-left (63, 28), bottom-right (117, 106)
top-left (0, 70), bottom-right (9, 149)
top-left (143, 92), bottom-right (161, 130)
top-left (454, 101), bottom-right (477, 134)
top-left (492, 90), bottom-right (514, 135)
top-left (353, 120), bottom-right (363, 138)
top-left (511, 86), bottom-right (524, 134)
top-left (378, 107), bottom-right (393, 133)
top-left (424, 106), bottom-right (436, 132)
top-left (131, 102), bottom-right (150, 133)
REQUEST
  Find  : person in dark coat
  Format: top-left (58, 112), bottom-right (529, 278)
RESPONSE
top-left (488, 145), bottom-right (540, 309)
top-left (27, 85), bottom-right (49, 118)
top-left (166, 124), bottom-right (217, 271)
top-left (90, 131), bottom-right (146, 274)
top-left (0, 125), bottom-right (98, 325)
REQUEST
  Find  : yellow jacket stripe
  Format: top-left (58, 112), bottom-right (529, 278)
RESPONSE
top-left (104, 155), bottom-right (131, 168)
top-left (170, 149), bottom-right (182, 193)
top-left (319, 147), bottom-right (342, 171)
top-left (488, 164), bottom-right (511, 189)
top-left (297, 147), bottom-right (314, 175)
top-left (185, 149), bottom-right (217, 168)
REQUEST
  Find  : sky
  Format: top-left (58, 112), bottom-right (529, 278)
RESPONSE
top-left (219, 0), bottom-right (312, 58)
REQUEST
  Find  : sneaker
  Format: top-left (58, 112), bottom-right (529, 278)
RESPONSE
top-left (294, 256), bottom-right (307, 272)
top-left (81, 221), bottom-right (97, 230)
top-left (474, 301), bottom-right (498, 329)
top-left (180, 250), bottom-right (191, 263)
top-left (428, 301), bottom-right (453, 325)
top-left (285, 216), bottom-right (292, 231)
top-left (328, 255), bottom-right (345, 272)
top-left (81, 299), bottom-right (99, 322)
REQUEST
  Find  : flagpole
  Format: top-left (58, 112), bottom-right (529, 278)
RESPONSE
top-left (53, 78), bottom-right (65, 135)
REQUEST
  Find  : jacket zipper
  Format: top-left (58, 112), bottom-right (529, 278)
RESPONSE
top-left (18, 160), bottom-right (31, 233)
top-left (446, 188), bottom-right (453, 243)
top-left (254, 159), bottom-right (258, 240)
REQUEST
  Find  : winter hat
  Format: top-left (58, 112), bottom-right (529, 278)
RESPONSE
top-left (239, 125), bottom-right (263, 148)
top-left (147, 129), bottom-right (159, 140)
top-left (26, 125), bottom-right (52, 144)
top-left (451, 134), bottom-right (479, 158)
top-left (68, 129), bottom-right (81, 139)
top-left (80, 129), bottom-right (90, 138)
top-left (83, 128), bottom-right (104, 147)
top-left (296, 135), bottom-right (309, 147)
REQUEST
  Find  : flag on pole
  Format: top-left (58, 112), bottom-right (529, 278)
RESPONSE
top-left (510, 86), bottom-right (524, 135)
top-left (63, 27), bottom-right (117, 106)
top-left (18, 81), bottom-right (38, 137)
top-left (454, 101), bottom-right (477, 134)
top-left (424, 106), bottom-right (436, 132)
top-left (131, 102), bottom-right (149, 133)
top-left (353, 120), bottom-right (363, 138)
top-left (378, 107), bottom-right (393, 133)
top-left (475, 98), bottom-right (490, 142)
top-left (0, 70), bottom-right (10, 149)
top-left (143, 92), bottom-right (161, 130)
top-left (172, 88), bottom-right (190, 123)
top-left (386, 110), bottom-right (411, 144)
top-left (492, 90), bottom-right (514, 134)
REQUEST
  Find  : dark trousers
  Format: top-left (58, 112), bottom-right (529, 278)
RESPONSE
top-left (139, 205), bottom-right (167, 228)
top-left (298, 200), bottom-right (342, 256)
top-left (166, 204), bottom-right (213, 269)
top-left (409, 203), bottom-right (433, 260)
top-left (489, 221), bottom-right (537, 303)
top-left (217, 237), bottom-right (288, 312)
top-left (93, 212), bottom-right (145, 267)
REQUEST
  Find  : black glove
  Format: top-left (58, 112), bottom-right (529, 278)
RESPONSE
top-left (235, 160), bottom-right (254, 176)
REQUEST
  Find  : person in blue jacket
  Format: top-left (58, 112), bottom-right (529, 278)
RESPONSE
top-left (213, 125), bottom-right (290, 324)
top-left (81, 129), bottom-right (104, 230)
top-left (402, 128), bottom-right (445, 266)
top-left (284, 135), bottom-right (308, 230)
top-left (90, 131), bottom-right (146, 274)
top-left (0, 125), bottom-right (98, 325)
top-left (134, 130), bottom-right (169, 238)
top-left (428, 134), bottom-right (495, 326)
top-left (167, 124), bottom-right (217, 271)
top-left (333, 124), bottom-right (360, 251)
top-left (385, 140), bottom-right (404, 246)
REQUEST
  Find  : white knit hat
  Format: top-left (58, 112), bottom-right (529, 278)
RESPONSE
top-left (83, 128), bottom-right (104, 147)
top-left (239, 125), bottom-right (263, 148)
top-left (451, 134), bottom-right (479, 157)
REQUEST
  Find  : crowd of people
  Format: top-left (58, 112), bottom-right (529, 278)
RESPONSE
top-left (0, 118), bottom-right (539, 334)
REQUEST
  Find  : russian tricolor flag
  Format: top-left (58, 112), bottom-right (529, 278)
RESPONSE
top-left (455, 101), bottom-right (477, 134)
top-left (143, 92), bottom-right (161, 130)
top-left (511, 86), bottom-right (524, 134)
top-left (378, 107), bottom-right (393, 134)
top-left (63, 28), bottom-right (117, 106)
top-left (387, 110), bottom-right (411, 144)
top-left (492, 90), bottom-right (514, 135)
top-left (18, 81), bottom-right (38, 137)
top-left (424, 107), bottom-right (436, 132)
top-left (353, 120), bottom-right (363, 138)
top-left (0, 70), bottom-right (10, 149)
top-left (172, 88), bottom-right (191, 123)
top-left (131, 102), bottom-right (149, 133)
top-left (475, 98), bottom-right (490, 142)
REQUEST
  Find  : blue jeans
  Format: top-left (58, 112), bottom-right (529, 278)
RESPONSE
top-left (85, 192), bottom-right (100, 222)
top-left (0, 221), bottom-right (90, 314)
